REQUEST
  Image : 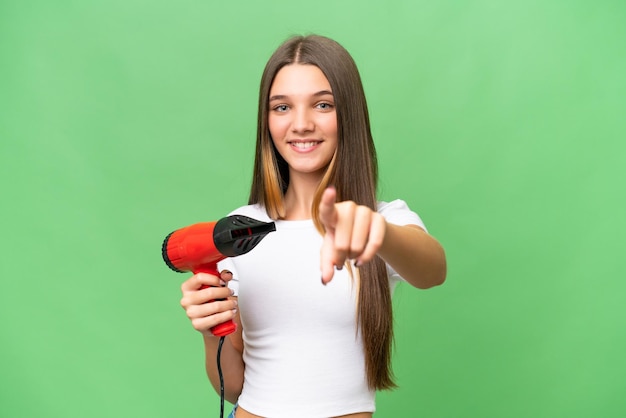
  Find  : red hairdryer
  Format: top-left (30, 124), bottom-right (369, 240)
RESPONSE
top-left (162, 215), bottom-right (275, 336)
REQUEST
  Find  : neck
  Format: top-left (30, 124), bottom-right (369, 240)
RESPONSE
top-left (282, 171), bottom-right (324, 220)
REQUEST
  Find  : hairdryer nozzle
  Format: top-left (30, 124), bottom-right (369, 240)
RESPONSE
top-left (214, 215), bottom-right (276, 257)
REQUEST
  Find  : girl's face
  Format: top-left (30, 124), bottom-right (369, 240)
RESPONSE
top-left (268, 64), bottom-right (338, 180)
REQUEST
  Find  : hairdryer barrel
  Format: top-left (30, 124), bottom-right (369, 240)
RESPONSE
top-left (162, 215), bottom-right (276, 336)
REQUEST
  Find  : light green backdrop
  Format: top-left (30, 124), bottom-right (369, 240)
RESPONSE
top-left (1, 1), bottom-right (625, 417)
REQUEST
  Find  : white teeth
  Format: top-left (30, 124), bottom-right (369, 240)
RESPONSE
top-left (292, 141), bottom-right (319, 149)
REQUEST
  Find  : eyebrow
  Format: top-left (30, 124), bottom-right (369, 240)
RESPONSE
top-left (269, 90), bottom-right (334, 102)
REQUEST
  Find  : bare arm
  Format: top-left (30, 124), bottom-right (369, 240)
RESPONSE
top-left (202, 306), bottom-right (245, 404)
top-left (378, 223), bottom-right (446, 289)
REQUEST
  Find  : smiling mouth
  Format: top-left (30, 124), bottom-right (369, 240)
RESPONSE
top-left (288, 140), bottom-right (322, 150)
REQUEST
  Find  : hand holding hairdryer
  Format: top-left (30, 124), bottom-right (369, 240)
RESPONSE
top-left (162, 215), bottom-right (275, 336)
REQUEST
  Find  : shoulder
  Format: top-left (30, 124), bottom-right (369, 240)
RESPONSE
top-left (377, 199), bottom-right (428, 232)
top-left (226, 204), bottom-right (272, 221)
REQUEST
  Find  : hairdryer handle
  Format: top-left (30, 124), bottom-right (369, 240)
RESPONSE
top-left (195, 265), bottom-right (237, 337)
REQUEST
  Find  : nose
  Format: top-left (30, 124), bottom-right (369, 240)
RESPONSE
top-left (291, 107), bottom-right (314, 134)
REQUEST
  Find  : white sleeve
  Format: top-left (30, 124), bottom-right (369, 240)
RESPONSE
top-left (377, 199), bottom-right (427, 232)
top-left (377, 199), bottom-right (428, 285)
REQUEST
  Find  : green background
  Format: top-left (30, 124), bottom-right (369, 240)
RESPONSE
top-left (1, 1), bottom-right (625, 417)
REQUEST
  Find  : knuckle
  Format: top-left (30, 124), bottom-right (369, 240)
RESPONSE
top-left (344, 201), bottom-right (357, 214)
top-left (191, 318), bottom-right (204, 331)
top-left (186, 305), bottom-right (199, 319)
top-left (356, 204), bottom-right (370, 215)
top-left (368, 236), bottom-right (384, 252)
top-left (336, 200), bottom-right (355, 213)
top-left (351, 243), bottom-right (367, 257)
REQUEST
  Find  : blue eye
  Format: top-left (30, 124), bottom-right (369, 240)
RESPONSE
top-left (317, 102), bottom-right (334, 110)
top-left (274, 105), bottom-right (289, 112)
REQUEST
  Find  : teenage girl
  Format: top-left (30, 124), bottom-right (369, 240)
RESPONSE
top-left (180, 34), bottom-right (447, 418)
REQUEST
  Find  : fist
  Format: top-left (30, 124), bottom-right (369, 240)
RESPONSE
top-left (319, 187), bottom-right (386, 284)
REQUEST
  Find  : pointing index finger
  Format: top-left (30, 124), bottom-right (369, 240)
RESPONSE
top-left (319, 186), bottom-right (338, 230)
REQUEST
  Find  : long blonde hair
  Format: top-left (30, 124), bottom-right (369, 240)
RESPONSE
top-left (248, 35), bottom-right (396, 390)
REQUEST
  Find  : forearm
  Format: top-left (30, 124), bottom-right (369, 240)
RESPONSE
top-left (378, 223), bottom-right (447, 289)
top-left (203, 332), bottom-right (245, 404)
top-left (203, 306), bottom-right (245, 404)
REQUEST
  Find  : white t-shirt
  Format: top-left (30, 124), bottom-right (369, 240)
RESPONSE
top-left (218, 200), bottom-right (426, 417)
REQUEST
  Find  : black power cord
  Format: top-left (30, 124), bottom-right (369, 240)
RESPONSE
top-left (217, 336), bottom-right (226, 418)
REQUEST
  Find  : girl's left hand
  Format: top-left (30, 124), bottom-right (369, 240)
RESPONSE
top-left (318, 186), bottom-right (386, 284)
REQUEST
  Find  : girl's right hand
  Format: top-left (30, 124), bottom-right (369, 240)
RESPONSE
top-left (180, 271), bottom-right (238, 337)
